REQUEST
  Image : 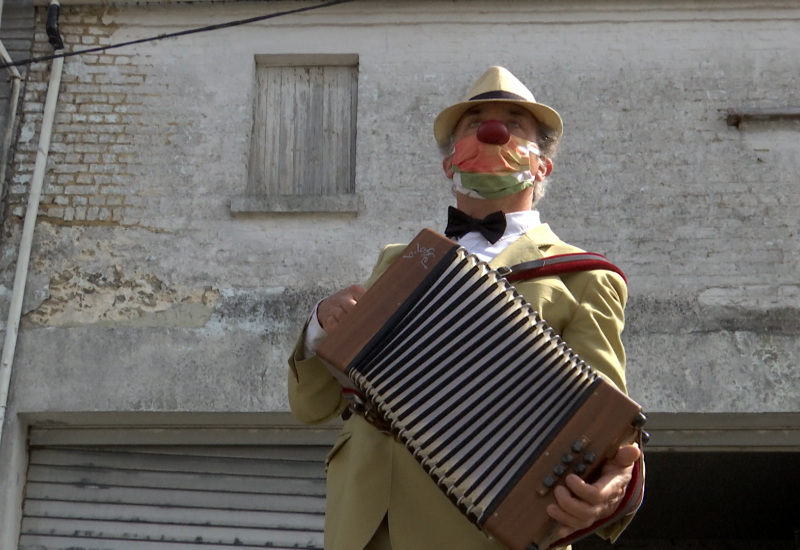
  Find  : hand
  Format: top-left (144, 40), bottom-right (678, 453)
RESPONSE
top-left (546, 443), bottom-right (641, 540)
top-left (317, 285), bottom-right (367, 332)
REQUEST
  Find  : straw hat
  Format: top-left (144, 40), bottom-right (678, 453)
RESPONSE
top-left (433, 66), bottom-right (563, 147)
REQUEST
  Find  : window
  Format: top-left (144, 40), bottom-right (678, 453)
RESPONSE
top-left (232, 55), bottom-right (359, 214)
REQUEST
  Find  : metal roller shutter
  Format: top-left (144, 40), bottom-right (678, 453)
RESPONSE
top-left (19, 424), bottom-right (339, 550)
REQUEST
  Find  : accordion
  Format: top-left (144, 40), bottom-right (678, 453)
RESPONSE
top-left (318, 229), bottom-right (645, 550)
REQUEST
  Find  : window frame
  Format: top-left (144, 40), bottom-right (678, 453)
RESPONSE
top-left (233, 54), bottom-right (360, 215)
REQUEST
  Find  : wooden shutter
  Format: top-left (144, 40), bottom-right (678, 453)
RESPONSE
top-left (247, 60), bottom-right (358, 197)
top-left (19, 425), bottom-right (338, 550)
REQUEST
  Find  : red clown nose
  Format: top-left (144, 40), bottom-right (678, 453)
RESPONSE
top-left (476, 120), bottom-right (511, 145)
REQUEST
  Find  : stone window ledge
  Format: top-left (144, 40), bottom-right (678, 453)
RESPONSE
top-left (230, 194), bottom-right (360, 215)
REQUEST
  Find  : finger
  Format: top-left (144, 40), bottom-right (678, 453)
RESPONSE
top-left (546, 500), bottom-right (581, 528)
top-left (544, 504), bottom-right (588, 542)
top-left (553, 484), bottom-right (602, 527)
top-left (318, 301), bottom-right (349, 331)
top-left (606, 444), bottom-right (640, 469)
top-left (349, 284), bottom-right (367, 300)
top-left (317, 304), bottom-right (338, 331)
top-left (546, 446), bottom-right (641, 537)
top-left (567, 470), bottom-right (629, 514)
top-left (318, 286), bottom-right (364, 330)
top-left (321, 313), bottom-right (340, 332)
top-left (546, 497), bottom-right (595, 532)
top-left (334, 285), bottom-right (366, 314)
top-left (589, 447), bottom-right (639, 494)
top-left (563, 474), bottom-right (605, 505)
top-left (339, 296), bottom-right (359, 314)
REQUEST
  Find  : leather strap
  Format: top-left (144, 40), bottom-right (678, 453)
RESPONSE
top-left (503, 252), bottom-right (627, 284)
top-left (341, 388), bottom-right (394, 435)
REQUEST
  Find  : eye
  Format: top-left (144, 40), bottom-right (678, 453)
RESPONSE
top-left (508, 120), bottom-right (522, 129)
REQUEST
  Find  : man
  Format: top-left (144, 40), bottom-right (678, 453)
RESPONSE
top-left (288, 66), bottom-right (644, 550)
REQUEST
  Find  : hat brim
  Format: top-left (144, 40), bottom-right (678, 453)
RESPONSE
top-left (433, 99), bottom-right (563, 148)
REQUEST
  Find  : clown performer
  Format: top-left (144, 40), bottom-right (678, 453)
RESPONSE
top-left (288, 66), bottom-right (645, 550)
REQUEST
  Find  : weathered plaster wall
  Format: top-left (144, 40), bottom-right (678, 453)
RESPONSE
top-left (2, 0), bottom-right (799, 544)
top-left (1, 0), bottom-right (798, 421)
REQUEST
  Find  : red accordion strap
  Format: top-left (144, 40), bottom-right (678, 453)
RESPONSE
top-left (503, 252), bottom-right (627, 285)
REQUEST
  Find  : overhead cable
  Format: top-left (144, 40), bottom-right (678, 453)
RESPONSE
top-left (0, 0), bottom-right (356, 69)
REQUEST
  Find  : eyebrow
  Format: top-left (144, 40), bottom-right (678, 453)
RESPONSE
top-left (463, 106), bottom-right (485, 117)
top-left (463, 104), bottom-right (529, 118)
top-left (505, 106), bottom-right (527, 117)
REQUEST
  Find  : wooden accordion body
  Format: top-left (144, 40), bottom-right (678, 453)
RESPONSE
top-left (318, 229), bottom-right (644, 550)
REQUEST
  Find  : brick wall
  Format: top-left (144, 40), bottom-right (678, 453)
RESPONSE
top-left (7, 6), bottom-right (213, 228)
top-left (11, 8), bottom-right (125, 224)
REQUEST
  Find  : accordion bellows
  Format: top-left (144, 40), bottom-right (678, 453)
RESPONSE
top-left (318, 229), bottom-right (644, 550)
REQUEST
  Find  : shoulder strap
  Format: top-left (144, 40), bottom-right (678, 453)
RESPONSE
top-left (502, 252), bottom-right (627, 284)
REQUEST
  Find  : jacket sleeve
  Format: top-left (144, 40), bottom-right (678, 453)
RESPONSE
top-left (558, 269), bottom-right (628, 394)
top-left (287, 322), bottom-right (349, 425)
top-left (286, 244), bottom-right (406, 425)
top-left (553, 270), bottom-right (645, 545)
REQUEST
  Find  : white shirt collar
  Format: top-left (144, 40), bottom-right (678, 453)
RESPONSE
top-left (453, 209), bottom-right (542, 262)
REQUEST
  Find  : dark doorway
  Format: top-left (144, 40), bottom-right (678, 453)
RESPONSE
top-left (581, 451), bottom-right (800, 549)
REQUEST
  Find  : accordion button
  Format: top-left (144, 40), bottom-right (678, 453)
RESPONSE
top-left (561, 453), bottom-right (574, 464)
top-left (573, 463), bottom-right (587, 475)
top-left (543, 475), bottom-right (557, 488)
top-left (571, 440), bottom-right (584, 453)
top-left (583, 451), bottom-right (597, 464)
top-left (553, 464), bottom-right (566, 477)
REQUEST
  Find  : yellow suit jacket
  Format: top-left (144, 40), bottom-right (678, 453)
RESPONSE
top-left (288, 224), bottom-right (633, 550)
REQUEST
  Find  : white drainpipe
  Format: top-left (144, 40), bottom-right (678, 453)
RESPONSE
top-left (0, 1), bottom-right (64, 448)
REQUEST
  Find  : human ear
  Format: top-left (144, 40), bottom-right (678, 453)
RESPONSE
top-left (442, 156), bottom-right (455, 179)
top-left (537, 156), bottom-right (553, 179)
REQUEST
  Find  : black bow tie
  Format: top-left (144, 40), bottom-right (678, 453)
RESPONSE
top-left (444, 206), bottom-right (507, 244)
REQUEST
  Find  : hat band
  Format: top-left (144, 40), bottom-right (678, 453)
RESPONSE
top-left (469, 90), bottom-right (529, 102)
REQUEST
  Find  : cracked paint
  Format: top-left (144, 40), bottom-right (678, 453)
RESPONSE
top-left (22, 266), bottom-right (220, 329)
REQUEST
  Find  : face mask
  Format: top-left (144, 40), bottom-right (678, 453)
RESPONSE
top-left (449, 134), bottom-right (541, 200)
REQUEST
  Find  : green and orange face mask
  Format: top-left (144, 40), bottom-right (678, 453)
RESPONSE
top-left (449, 134), bottom-right (541, 200)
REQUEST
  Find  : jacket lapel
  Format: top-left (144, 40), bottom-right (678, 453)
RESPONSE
top-left (488, 223), bottom-right (562, 269)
